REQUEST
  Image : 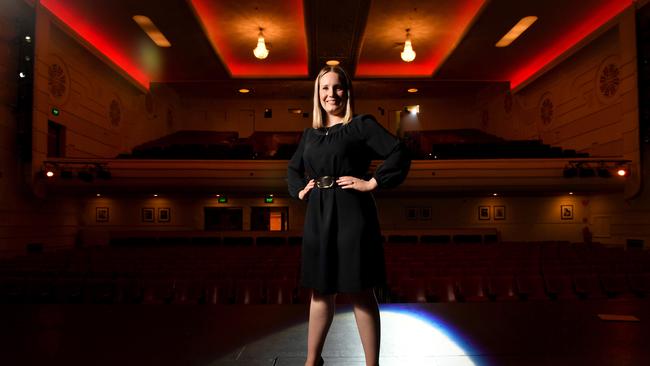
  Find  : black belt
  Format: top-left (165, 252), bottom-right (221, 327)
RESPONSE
top-left (315, 176), bottom-right (336, 189)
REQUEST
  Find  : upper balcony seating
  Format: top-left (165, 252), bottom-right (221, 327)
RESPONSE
top-left (116, 129), bottom-right (589, 160)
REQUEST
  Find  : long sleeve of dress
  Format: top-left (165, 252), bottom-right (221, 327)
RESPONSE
top-left (287, 128), bottom-right (309, 200)
top-left (361, 115), bottom-right (411, 189)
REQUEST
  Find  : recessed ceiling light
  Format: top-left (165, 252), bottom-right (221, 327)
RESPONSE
top-left (133, 15), bottom-right (171, 48)
top-left (326, 60), bottom-right (339, 66)
top-left (492, 193), bottom-right (498, 196)
top-left (569, 192), bottom-right (574, 195)
top-left (238, 88), bottom-right (250, 94)
top-left (407, 88), bottom-right (418, 93)
top-left (495, 16), bottom-right (538, 48)
top-left (96, 193), bottom-right (101, 197)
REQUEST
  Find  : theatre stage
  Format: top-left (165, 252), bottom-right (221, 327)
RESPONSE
top-left (2, 300), bottom-right (648, 365)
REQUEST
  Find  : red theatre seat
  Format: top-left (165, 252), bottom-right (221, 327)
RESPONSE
top-left (455, 275), bottom-right (489, 302)
top-left (515, 274), bottom-right (548, 301)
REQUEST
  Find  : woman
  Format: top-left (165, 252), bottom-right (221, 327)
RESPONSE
top-left (287, 66), bottom-right (411, 366)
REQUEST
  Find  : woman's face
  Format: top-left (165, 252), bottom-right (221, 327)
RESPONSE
top-left (319, 71), bottom-right (347, 119)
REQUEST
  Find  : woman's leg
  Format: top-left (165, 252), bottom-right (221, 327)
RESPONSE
top-left (349, 288), bottom-right (381, 366)
top-left (305, 290), bottom-right (336, 366)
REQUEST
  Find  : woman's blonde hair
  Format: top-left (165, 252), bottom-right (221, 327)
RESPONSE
top-left (312, 66), bottom-right (354, 129)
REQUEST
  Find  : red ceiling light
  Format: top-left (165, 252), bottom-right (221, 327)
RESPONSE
top-left (188, 0), bottom-right (308, 77)
top-left (508, 0), bottom-right (633, 89)
top-left (40, 0), bottom-right (150, 89)
top-left (357, 0), bottom-right (487, 77)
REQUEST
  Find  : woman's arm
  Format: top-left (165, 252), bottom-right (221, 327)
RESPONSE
top-left (287, 128), bottom-right (310, 200)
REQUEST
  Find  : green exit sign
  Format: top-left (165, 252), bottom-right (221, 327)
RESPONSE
top-left (51, 107), bottom-right (60, 116)
top-left (264, 196), bottom-right (274, 203)
top-left (218, 196), bottom-right (228, 203)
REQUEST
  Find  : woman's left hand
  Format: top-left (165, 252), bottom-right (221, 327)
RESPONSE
top-left (336, 176), bottom-right (378, 192)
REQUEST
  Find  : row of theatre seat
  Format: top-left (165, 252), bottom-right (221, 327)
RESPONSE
top-left (0, 242), bottom-right (648, 304)
top-left (119, 142), bottom-right (587, 160)
top-left (108, 233), bottom-right (499, 247)
top-left (118, 129), bottom-right (588, 161)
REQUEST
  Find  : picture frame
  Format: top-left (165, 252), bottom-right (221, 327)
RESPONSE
top-left (406, 207), bottom-right (418, 220)
top-left (420, 207), bottom-right (432, 220)
top-left (494, 206), bottom-right (506, 220)
top-left (158, 207), bottom-right (171, 222)
top-left (478, 206), bottom-right (490, 220)
top-left (96, 207), bottom-right (109, 222)
top-left (142, 207), bottom-right (154, 222)
top-left (561, 205), bottom-right (574, 220)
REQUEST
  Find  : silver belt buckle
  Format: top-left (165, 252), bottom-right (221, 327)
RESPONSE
top-left (316, 176), bottom-right (334, 189)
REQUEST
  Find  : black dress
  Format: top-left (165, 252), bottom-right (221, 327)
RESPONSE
top-left (287, 114), bottom-right (411, 295)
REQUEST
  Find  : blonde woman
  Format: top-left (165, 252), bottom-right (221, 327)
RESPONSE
top-left (288, 66), bottom-right (411, 366)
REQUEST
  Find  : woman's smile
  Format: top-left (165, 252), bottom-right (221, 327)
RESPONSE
top-left (319, 71), bottom-right (347, 118)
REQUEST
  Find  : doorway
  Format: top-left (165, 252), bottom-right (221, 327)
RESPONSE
top-left (250, 207), bottom-right (288, 231)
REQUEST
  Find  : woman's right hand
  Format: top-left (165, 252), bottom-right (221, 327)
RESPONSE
top-left (298, 179), bottom-right (315, 200)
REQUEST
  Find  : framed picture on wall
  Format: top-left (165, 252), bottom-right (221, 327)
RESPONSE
top-left (406, 207), bottom-right (418, 220)
top-left (158, 208), bottom-right (171, 222)
top-left (420, 207), bottom-right (432, 220)
top-left (142, 207), bottom-right (154, 222)
top-left (561, 205), bottom-right (574, 220)
top-left (494, 206), bottom-right (506, 220)
top-left (96, 207), bottom-right (109, 222)
top-left (478, 206), bottom-right (490, 220)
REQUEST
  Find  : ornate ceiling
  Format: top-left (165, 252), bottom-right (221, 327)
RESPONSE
top-left (38, 0), bottom-right (633, 93)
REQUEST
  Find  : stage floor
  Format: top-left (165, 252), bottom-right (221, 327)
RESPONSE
top-left (3, 300), bottom-right (649, 366)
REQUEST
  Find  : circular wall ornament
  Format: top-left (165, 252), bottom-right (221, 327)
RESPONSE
top-left (47, 56), bottom-right (70, 104)
top-left (109, 99), bottom-right (122, 127)
top-left (596, 56), bottom-right (620, 103)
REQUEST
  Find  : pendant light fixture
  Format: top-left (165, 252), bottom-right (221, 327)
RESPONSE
top-left (253, 27), bottom-right (269, 59)
top-left (401, 28), bottom-right (416, 62)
